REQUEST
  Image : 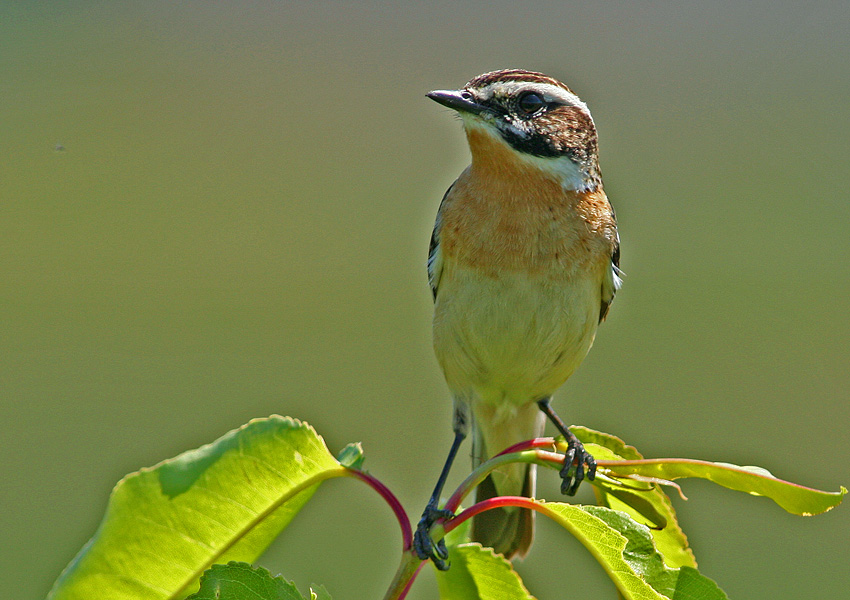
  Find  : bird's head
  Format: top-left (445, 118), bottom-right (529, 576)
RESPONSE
top-left (428, 69), bottom-right (601, 191)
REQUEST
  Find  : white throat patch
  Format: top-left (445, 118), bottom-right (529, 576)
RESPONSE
top-left (461, 116), bottom-right (593, 192)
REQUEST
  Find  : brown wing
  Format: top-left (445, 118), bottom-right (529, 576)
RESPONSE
top-left (427, 182), bottom-right (455, 301)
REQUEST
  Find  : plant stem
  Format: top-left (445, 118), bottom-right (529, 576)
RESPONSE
top-left (443, 447), bottom-right (565, 513)
top-left (345, 468), bottom-right (413, 550)
top-left (360, 439), bottom-right (572, 599)
top-left (443, 495), bottom-right (541, 534)
top-left (381, 550), bottom-right (426, 600)
top-left (495, 436), bottom-right (559, 456)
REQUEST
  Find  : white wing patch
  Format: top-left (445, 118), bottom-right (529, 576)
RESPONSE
top-left (600, 232), bottom-right (622, 322)
top-left (603, 260), bottom-right (623, 302)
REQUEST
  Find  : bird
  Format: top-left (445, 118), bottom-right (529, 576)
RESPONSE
top-left (413, 69), bottom-right (621, 567)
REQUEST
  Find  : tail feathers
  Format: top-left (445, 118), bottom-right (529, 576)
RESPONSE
top-left (470, 463), bottom-right (536, 560)
top-left (468, 402), bottom-right (544, 559)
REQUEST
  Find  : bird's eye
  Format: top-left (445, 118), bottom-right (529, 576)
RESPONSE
top-left (517, 92), bottom-right (545, 115)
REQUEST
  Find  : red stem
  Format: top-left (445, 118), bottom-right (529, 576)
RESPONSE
top-left (444, 495), bottom-right (540, 534)
top-left (346, 468), bottom-right (413, 550)
top-left (495, 436), bottom-right (558, 456)
top-left (399, 561), bottom-right (427, 599)
top-left (443, 446), bottom-right (565, 514)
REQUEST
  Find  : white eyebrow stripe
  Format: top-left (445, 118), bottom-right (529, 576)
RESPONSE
top-left (479, 81), bottom-right (588, 112)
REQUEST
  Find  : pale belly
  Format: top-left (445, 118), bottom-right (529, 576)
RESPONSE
top-left (433, 265), bottom-right (602, 410)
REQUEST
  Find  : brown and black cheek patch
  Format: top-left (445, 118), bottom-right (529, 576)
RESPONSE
top-left (498, 105), bottom-right (598, 163)
top-left (544, 105), bottom-right (598, 164)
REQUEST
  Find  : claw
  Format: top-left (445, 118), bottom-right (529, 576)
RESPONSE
top-left (559, 436), bottom-right (596, 496)
top-left (536, 397), bottom-right (596, 496)
top-left (413, 504), bottom-right (454, 570)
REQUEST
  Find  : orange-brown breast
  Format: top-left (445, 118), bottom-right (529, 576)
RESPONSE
top-left (438, 127), bottom-right (616, 280)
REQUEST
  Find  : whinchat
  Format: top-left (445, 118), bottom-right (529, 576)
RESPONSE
top-left (414, 69), bottom-right (621, 565)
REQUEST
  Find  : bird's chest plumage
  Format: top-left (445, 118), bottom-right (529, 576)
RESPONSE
top-left (432, 154), bottom-right (615, 407)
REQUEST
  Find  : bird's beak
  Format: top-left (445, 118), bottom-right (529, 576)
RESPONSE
top-left (427, 90), bottom-right (486, 115)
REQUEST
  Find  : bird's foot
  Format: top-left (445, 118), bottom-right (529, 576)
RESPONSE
top-left (559, 433), bottom-right (597, 496)
top-left (413, 502), bottom-right (454, 570)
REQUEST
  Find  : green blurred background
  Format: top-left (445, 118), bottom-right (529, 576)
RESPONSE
top-left (3, 2), bottom-right (848, 598)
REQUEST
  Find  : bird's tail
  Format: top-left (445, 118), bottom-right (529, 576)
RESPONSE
top-left (470, 463), bottom-right (536, 559)
top-left (469, 403), bottom-right (545, 560)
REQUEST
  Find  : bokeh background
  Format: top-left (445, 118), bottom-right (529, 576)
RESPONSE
top-left (3, 2), bottom-right (848, 598)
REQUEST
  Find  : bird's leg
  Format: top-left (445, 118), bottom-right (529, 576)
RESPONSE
top-left (413, 428), bottom-right (465, 570)
top-left (536, 397), bottom-right (596, 496)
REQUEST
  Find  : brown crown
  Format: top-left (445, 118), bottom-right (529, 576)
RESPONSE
top-left (466, 69), bottom-right (575, 95)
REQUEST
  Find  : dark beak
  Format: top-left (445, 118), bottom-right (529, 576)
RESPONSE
top-left (426, 90), bottom-right (486, 115)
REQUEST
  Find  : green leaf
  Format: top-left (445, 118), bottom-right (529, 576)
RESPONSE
top-left (573, 427), bottom-right (696, 569)
top-left (187, 562), bottom-right (309, 600)
top-left (572, 426), bottom-right (644, 460)
top-left (600, 486), bottom-right (668, 529)
top-left (434, 543), bottom-right (536, 600)
top-left (49, 416), bottom-right (348, 600)
top-left (336, 442), bottom-right (365, 470)
top-left (537, 502), bottom-right (727, 600)
top-left (309, 584), bottom-right (333, 600)
top-left (602, 458), bottom-right (846, 516)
